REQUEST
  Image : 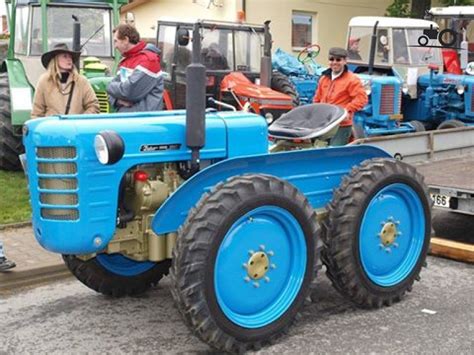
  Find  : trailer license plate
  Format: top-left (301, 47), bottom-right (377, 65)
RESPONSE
top-left (430, 193), bottom-right (450, 208)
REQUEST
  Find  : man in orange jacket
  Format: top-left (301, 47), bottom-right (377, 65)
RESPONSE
top-left (313, 47), bottom-right (368, 145)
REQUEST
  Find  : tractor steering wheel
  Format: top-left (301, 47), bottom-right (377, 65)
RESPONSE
top-left (297, 44), bottom-right (321, 64)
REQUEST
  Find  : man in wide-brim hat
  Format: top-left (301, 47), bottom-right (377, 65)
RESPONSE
top-left (31, 43), bottom-right (99, 118)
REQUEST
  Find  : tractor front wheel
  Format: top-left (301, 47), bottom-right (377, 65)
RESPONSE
top-left (320, 158), bottom-right (431, 308)
top-left (171, 174), bottom-right (318, 352)
top-left (63, 254), bottom-right (171, 297)
top-left (271, 71), bottom-right (300, 107)
top-left (0, 72), bottom-right (24, 171)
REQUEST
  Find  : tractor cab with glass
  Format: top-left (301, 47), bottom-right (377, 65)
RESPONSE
top-left (157, 19), bottom-right (299, 121)
top-left (426, 6), bottom-right (474, 74)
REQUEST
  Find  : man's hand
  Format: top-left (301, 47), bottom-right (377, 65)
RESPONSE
top-left (117, 99), bottom-right (133, 108)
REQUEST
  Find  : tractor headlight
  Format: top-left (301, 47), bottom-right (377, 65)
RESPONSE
top-left (94, 131), bottom-right (125, 165)
top-left (456, 84), bottom-right (465, 95)
top-left (363, 80), bottom-right (372, 96)
top-left (402, 83), bottom-right (409, 95)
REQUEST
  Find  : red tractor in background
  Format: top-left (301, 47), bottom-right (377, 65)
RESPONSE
top-left (157, 19), bottom-right (299, 123)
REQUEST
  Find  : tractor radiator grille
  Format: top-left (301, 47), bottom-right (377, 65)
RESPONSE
top-left (380, 85), bottom-right (395, 115)
top-left (36, 147), bottom-right (79, 221)
top-left (96, 91), bottom-right (110, 113)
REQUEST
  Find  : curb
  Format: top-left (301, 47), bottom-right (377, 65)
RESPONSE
top-left (0, 263), bottom-right (71, 294)
top-left (0, 221), bottom-right (32, 230)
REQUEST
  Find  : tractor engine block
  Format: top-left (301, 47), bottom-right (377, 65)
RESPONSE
top-left (96, 163), bottom-right (183, 263)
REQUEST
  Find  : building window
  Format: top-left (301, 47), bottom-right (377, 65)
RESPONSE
top-left (292, 12), bottom-right (313, 50)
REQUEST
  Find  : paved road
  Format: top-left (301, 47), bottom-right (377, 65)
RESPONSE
top-left (0, 256), bottom-right (472, 354)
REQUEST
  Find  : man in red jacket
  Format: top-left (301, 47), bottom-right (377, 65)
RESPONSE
top-left (107, 24), bottom-right (164, 112)
top-left (313, 47), bottom-right (368, 145)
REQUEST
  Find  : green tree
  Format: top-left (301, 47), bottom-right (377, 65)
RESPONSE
top-left (385, 0), bottom-right (411, 17)
top-left (411, 0), bottom-right (431, 19)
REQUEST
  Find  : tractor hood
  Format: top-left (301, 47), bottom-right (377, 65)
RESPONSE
top-left (417, 72), bottom-right (474, 88)
top-left (22, 110), bottom-right (267, 254)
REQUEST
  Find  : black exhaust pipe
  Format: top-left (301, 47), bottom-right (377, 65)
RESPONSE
top-left (260, 20), bottom-right (272, 87)
top-left (72, 15), bottom-right (81, 69)
top-left (185, 23), bottom-right (206, 175)
top-left (368, 21), bottom-right (379, 76)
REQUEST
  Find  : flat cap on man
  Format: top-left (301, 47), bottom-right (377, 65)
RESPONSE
top-left (329, 47), bottom-right (348, 58)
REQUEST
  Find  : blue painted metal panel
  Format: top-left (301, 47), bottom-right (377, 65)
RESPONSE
top-left (152, 145), bottom-right (391, 235)
top-left (23, 109), bottom-right (272, 254)
top-left (221, 111), bottom-right (268, 157)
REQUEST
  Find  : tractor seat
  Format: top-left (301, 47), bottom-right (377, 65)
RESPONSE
top-left (268, 104), bottom-right (347, 140)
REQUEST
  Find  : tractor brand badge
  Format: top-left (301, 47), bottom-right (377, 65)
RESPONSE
top-left (140, 143), bottom-right (181, 152)
top-left (415, 25), bottom-right (460, 49)
top-left (442, 77), bottom-right (460, 85)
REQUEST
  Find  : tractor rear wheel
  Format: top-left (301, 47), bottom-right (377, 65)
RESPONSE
top-left (437, 119), bottom-right (465, 129)
top-left (170, 174), bottom-right (318, 352)
top-left (63, 254), bottom-right (171, 297)
top-left (320, 158), bottom-right (431, 308)
top-left (0, 72), bottom-right (24, 171)
top-left (271, 71), bottom-right (300, 107)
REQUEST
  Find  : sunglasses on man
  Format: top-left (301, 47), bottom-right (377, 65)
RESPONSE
top-left (329, 57), bottom-right (344, 62)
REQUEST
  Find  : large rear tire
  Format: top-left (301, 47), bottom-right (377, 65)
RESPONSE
top-left (320, 158), bottom-right (431, 308)
top-left (0, 72), bottom-right (24, 171)
top-left (171, 174), bottom-right (318, 352)
top-left (271, 71), bottom-right (300, 107)
top-left (63, 254), bottom-right (171, 297)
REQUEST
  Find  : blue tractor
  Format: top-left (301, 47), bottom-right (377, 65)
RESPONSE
top-left (347, 16), bottom-right (474, 137)
top-left (22, 23), bottom-right (432, 352)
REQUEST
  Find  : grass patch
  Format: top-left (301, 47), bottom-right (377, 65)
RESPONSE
top-left (0, 170), bottom-right (31, 224)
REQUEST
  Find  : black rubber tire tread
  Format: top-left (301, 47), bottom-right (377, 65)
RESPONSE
top-left (0, 72), bottom-right (24, 171)
top-left (170, 174), bottom-right (320, 353)
top-left (410, 120), bottom-right (426, 132)
top-left (62, 254), bottom-right (171, 297)
top-left (320, 158), bottom-right (431, 309)
top-left (271, 71), bottom-right (300, 107)
top-left (437, 119), bottom-right (465, 130)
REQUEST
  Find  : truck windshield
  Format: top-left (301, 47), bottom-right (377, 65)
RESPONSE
top-left (30, 6), bottom-right (112, 57)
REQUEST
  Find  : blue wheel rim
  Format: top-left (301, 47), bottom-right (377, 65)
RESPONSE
top-left (359, 183), bottom-right (425, 287)
top-left (214, 206), bottom-right (307, 328)
top-left (96, 254), bottom-right (155, 277)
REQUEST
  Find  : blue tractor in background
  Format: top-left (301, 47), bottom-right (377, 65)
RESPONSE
top-left (22, 22), bottom-right (432, 352)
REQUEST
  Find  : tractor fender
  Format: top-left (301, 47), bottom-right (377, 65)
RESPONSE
top-left (151, 145), bottom-right (391, 235)
top-left (2, 58), bottom-right (35, 126)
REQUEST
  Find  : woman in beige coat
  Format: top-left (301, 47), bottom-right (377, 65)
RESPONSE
top-left (31, 43), bottom-right (100, 118)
